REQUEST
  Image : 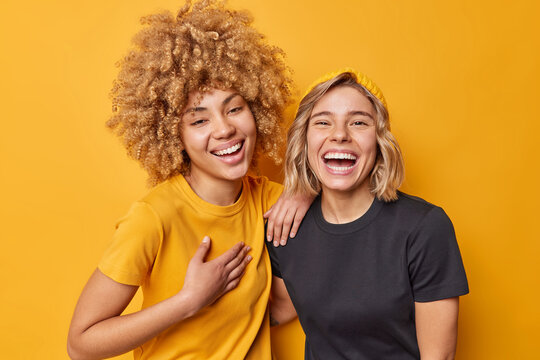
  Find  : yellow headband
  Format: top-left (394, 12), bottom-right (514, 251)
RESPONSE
top-left (303, 67), bottom-right (388, 110)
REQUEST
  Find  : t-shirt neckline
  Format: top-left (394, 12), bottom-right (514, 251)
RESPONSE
top-left (171, 174), bottom-right (247, 217)
top-left (313, 194), bottom-right (384, 235)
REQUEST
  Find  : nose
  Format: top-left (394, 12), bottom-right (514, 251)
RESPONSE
top-left (330, 123), bottom-right (350, 143)
top-left (212, 115), bottom-right (236, 139)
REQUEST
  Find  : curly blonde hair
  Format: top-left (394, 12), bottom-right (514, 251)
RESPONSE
top-left (284, 72), bottom-right (404, 202)
top-left (107, 0), bottom-right (292, 185)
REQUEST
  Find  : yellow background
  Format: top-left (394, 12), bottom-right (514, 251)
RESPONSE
top-left (1, 0), bottom-right (539, 358)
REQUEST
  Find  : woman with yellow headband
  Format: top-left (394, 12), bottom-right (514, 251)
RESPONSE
top-left (267, 69), bottom-right (469, 359)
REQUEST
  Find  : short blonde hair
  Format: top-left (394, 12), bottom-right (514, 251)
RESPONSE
top-left (284, 71), bottom-right (404, 202)
top-left (107, 0), bottom-right (292, 185)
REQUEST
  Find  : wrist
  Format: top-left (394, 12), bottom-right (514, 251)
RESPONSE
top-left (172, 290), bottom-right (201, 319)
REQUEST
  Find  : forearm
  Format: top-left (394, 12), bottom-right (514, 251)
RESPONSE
top-left (69, 239), bottom-right (250, 360)
top-left (415, 298), bottom-right (459, 360)
top-left (269, 276), bottom-right (297, 326)
top-left (420, 350), bottom-right (455, 360)
top-left (68, 291), bottom-right (198, 360)
top-left (418, 333), bottom-right (456, 360)
top-left (270, 298), bottom-right (297, 326)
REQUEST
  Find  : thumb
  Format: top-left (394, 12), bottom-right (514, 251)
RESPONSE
top-left (263, 207), bottom-right (273, 219)
top-left (192, 236), bottom-right (211, 263)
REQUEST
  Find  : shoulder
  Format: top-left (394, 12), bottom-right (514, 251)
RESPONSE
top-left (391, 193), bottom-right (457, 250)
top-left (377, 192), bottom-right (454, 239)
top-left (392, 191), bottom-right (437, 211)
top-left (244, 175), bottom-right (283, 208)
top-left (384, 191), bottom-right (445, 220)
top-left (140, 176), bottom-right (177, 201)
top-left (137, 175), bottom-right (186, 221)
top-left (245, 175), bottom-right (283, 192)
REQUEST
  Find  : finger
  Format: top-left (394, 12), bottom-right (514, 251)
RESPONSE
top-left (224, 245), bottom-right (251, 273)
top-left (266, 209), bottom-right (275, 242)
top-left (192, 236), bottom-right (211, 263)
top-left (224, 273), bottom-right (244, 292)
top-left (216, 241), bottom-right (245, 265)
top-left (228, 254), bottom-right (252, 281)
top-left (266, 198), bottom-right (285, 242)
top-left (279, 211), bottom-right (294, 246)
top-left (266, 223), bottom-right (274, 243)
top-left (288, 208), bottom-right (307, 239)
top-left (273, 207), bottom-right (290, 247)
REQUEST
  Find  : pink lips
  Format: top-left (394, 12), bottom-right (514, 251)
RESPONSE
top-left (210, 140), bottom-right (245, 165)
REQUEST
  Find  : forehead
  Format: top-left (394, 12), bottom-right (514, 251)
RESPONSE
top-left (184, 88), bottom-right (239, 108)
top-left (312, 85), bottom-right (374, 115)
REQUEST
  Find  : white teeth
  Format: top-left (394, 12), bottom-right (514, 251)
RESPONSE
top-left (214, 142), bottom-right (242, 156)
top-left (326, 164), bottom-right (355, 171)
top-left (324, 152), bottom-right (357, 160)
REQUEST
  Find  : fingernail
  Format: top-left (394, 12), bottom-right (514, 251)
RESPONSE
top-left (267, 235), bottom-right (271, 242)
top-left (274, 241), bottom-right (279, 247)
top-left (280, 240), bottom-right (286, 245)
top-left (202, 236), bottom-right (209, 243)
top-left (290, 232), bottom-right (295, 238)
top-left (247, 255), bottom-right (253, 261)
top-left (246, 246), bottom-right (251, 251)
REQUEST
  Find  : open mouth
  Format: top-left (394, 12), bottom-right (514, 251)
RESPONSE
top-left (211, 141), bottom-right (244, 157)
top-left (323, 152), bottom-right (357, 171)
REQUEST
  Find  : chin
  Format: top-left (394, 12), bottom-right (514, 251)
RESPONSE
top-left (223, 164), bottom-right (250, 181)
top-left (320, 177), bottom-right (367, 194)
top-left (323, 184), bottom-right (357, 193)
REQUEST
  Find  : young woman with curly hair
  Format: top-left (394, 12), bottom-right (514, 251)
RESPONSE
top-left (67, 1), bottom-right (307, 359)
top-left (267, 70), bottom-right (469, 359)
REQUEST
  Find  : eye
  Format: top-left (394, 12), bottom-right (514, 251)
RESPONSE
top-left (227, 106), bottom-right (243, 115)
top-left (352, 120), bottom-right (368, 126)
top-left (314, 120), bottom-right (330, 126)
top-left (190, 119), bottom-right (208, 126)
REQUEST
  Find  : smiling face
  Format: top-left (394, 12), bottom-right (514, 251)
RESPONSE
top-left (181, 88), bottom-right (257, 189)
top-left (307, 85), bottom-right (378, 197)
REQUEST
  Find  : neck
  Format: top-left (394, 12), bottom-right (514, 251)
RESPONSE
top-left (184, 173), bottom-right (243, 206)
top-left (320, 184), bottom-right (375, 224)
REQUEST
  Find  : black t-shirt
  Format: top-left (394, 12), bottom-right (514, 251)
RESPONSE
top-left (267, 192), bottom-right (469, 360)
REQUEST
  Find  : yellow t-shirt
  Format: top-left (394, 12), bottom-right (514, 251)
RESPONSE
top-left (98, 175), bottom-right (283, 360)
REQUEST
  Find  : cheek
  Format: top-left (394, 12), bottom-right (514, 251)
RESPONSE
top-left (306, 133), bottom-right (322, 170)
top-left (369, 134), bottom-right (378, 155)
top-left (237, 113), bottom-right (257, 138)
top-left (363, 134), bottom-right (378, 167)
top-left (307, 152), bottom-right (317, 172)
top-left (358, 131), bottom-right (377, 152)
top-left (247, 123), bottom-right (257, 141)
top-left (181, 129), bottom-right (207, 155)
top-left (246, 116), bottom-right (257, 137)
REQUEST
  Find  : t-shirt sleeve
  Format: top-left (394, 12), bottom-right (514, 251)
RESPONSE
top-left (407, 206), bottom-right (469, 302)
top-left (264, 223), bottom-right (283, 278)
top-left (98, 201), bottom-right (163, 286)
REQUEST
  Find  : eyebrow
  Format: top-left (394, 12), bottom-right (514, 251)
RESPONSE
top-left (310, 110), bottom-right (374, 120)
top-left (184, 93), bottom-right (241, 115)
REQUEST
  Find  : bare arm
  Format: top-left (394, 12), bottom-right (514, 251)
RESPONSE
top-left (269, 276), bottom-right (296, 326)
top-left (415, 297), bottom-right (460, 360)
top-left (264, 192), bottom-right (315, 247)
top-left (67, 237), bottom-right (251, 360)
